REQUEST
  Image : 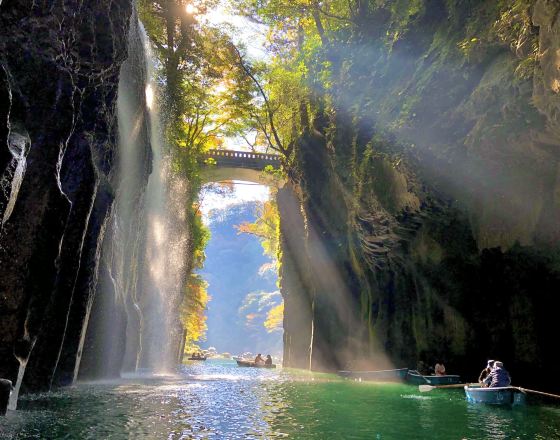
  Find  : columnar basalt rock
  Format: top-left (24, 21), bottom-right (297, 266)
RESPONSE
top-left (277, 184), bottom-right (313, 369)
top-left (281, 1), bottom-right (560, 390)
top-left (0, 0), bottom-right (133, 407)
top-left (294, 124), bottom-right (365, 372)
top-left (2, 0), bottom-right (560, 414)
top-left (52, 180), bottom-right (115, 388)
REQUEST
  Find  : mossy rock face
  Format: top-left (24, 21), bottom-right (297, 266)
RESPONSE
top-left (366, 156), bottom-right (420, 215)
top-left (281, 1), bottom-right (560, 390)
top-left (411, 226), bottom-right (444, 265)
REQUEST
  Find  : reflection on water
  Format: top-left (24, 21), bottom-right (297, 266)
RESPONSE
top-left (1, 359), bottom-right (559, 439)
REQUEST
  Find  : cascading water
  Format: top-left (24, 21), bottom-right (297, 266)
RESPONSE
top-left (136, 27), bottom-right (190, 372)
top-left (78, 14), bottom-right (189, 379)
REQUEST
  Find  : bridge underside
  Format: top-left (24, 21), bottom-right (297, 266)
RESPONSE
top-left (200, 167), bottom-right (285, 187)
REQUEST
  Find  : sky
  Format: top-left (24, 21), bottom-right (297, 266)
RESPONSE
top-left (201, 0), bottom-right (269, 60)
top-left (199, 181), bottom-right (270, 220)
top-left (197, 198), bottom-right (283, 358)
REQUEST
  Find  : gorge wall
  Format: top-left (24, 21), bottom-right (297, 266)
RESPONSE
top-left (281, 0), bottom-right (560, 391)
top-left (0, 0), bottom-right (189, 411)
top-left (0, 0), bottom-right (134, 406)
top-left (2, 0), bottom-right (560, 415)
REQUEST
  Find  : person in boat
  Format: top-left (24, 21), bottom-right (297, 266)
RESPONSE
top-left (254, 354), bottom-right (265, 365)
top-left (265, 355), bottom-right (272, 366)
top-left (434, 360), bottom-right (446, 376)
top-left (416, 360), bottom-right (429, 375)
top-left (478, 360), bottom-right (494, 386)
top-left (484, 361), bottom-right (511, 388)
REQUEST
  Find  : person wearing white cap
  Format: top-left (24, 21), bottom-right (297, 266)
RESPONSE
top-left (478, 360), bottom-right (494, 386)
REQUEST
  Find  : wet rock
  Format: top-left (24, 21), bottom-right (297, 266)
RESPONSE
top-left (277, 185), bottom-right (313, 369)
top-left (79, 15), bottom-right (156, 379)
top-left (51, 179), bottom-right (114, 387)
top-left (0, 378), bottom-right (12, 416)
top-left (0, 0), bottom-right (132, 405)
top-left (280, 1), bottom-right (560, 390)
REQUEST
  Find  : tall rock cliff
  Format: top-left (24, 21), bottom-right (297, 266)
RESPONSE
top-left (281, 0), bottom-right (560, 391)
top-left (0, 0), bottom-right (133, 407)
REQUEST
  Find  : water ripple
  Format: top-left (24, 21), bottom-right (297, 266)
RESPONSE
top-left (1, 360), bottom-right (559, 439)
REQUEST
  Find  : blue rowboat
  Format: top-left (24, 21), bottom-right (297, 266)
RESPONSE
top-left (406, 371), bottom-right (462, 385)
top-left (337, 368), bottom-right (409, 381)
top-left (464, 386), bottom-right (526, 405)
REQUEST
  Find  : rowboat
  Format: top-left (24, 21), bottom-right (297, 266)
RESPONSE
top-left (406, 371), bottom-right (462, 385)
top-left (187, 356), bottom-right (207, 361)
top-left (236, 360), bottom-right (276, 368)
top-left (337, 368), bottom-right (409, 381)
top-left (464, 386), bottom-right (526, 405)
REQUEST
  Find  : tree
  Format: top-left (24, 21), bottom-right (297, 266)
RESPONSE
top-left (264, 302), bottom-right (284, 332)
top-left (181, 274), bottom-right (210, 348)
top-left (236, 198), bottom-right (280, 260)
top-left (139, 0), bottom-right (256, 156)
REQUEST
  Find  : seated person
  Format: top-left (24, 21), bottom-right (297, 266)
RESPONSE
top-left (434, 360), bottom-right (446, 376)
top-left (484, 361), bottom-right (511, 388)
top-left (478, 360), bottom-right (494, 386)
top-left (265, 355), bottom-right (273, 366)
top-left (254, 354), bottom-right (265, 365)
top-left (416, 360), bottom-right (429, 375)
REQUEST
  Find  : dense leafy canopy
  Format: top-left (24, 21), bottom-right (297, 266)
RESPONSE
top-left (139, 0), bottom-right (256, 157)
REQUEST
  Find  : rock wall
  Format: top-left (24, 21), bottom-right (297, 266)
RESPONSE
top-left (281, 0), bottom-right (560, 391)
top-left (0, 0), bottom-right (133, 407)
top-left (277, 184), bottom-right (313, 369)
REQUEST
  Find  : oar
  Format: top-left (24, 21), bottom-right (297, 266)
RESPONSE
top-left (516, 387), bottom-right (560, 400)
top-left (419, 383), bottom-right (471, 392)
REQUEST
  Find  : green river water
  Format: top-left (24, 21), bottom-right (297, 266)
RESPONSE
top-left (1, 359), bottom-right (559, 439)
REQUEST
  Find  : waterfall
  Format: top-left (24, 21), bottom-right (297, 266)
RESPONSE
top-left (136, 26), bottom-right (190, 372)
top-left (79, 14), bottom-right (189, 379)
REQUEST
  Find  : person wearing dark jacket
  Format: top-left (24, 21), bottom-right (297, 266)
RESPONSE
top-left (484, 361), bottom-right (511, 388)
top-left (478, 360), bottom-right (494, 386)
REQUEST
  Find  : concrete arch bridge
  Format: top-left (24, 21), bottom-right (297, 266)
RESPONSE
top-left (200, 149), bottom-right (285, 187)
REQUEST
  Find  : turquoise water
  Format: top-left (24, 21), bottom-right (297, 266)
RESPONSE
top-left (1, 359), bottom-right (559, 439)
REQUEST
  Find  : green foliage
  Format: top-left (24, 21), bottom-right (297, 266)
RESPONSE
top-left (139, 0), bottom-right (251, 347)
top-left (236, 197), bottom-right (280, 261)
top-left (454, 0), bottom-right (538, 78)
top-left (181, 273), bottom-right (210, 347)
top-left (139, 0), bottom-right (257, 159)
top-left (191, 207), bottom-right (211, 270)
top-left (138, 0), bottom-right (550, 358)
top-left (384, 0), bottom-right (425, 47)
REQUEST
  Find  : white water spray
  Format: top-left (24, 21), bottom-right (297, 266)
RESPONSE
top-left (81, 16), bottom-right (189, 378)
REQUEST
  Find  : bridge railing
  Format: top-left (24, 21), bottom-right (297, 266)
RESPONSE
top-left (202, 149), bottom-right (281, 164)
